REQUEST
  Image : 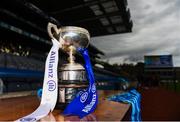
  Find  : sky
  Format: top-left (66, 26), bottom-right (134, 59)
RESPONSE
top-left (90, 0), bottom-right (180, 66)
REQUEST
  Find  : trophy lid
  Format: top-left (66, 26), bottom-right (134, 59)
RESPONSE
top-left (60, 26), bottom-right (90, 49)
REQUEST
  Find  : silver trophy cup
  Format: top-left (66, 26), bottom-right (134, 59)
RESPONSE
top-left (47, 23), bottom-right (90, 108)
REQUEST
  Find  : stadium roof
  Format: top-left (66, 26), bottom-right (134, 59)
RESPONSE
top-left (0, 0), bottom-right (133, 54)
top-left (27, 0), bottom-right (133, 36)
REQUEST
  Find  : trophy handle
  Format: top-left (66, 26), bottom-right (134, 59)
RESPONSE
top-left (47, 22), bottom-right (61, 40)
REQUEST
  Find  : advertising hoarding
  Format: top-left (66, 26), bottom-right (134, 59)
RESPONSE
top-left (144, 55), bottom-right (173, 68)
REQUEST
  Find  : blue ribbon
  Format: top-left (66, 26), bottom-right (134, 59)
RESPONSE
top-left (63, 48), bottom-right (98, 118)
top-left (108, 89), bottom-right (141, 122)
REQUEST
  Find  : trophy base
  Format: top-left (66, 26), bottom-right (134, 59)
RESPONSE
top-left (56, 80), bottom-right (88, 110)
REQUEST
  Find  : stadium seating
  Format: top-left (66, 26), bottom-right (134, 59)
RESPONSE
top-left (0, 53), bottom-right (44, 92)
top-left (0, 53), bottom-right (45, 71)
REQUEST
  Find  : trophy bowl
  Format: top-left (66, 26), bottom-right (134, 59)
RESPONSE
top-left (60, 26), bottom-right (90, 50)
top-left (47, 23), bottom-right (90, 50)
